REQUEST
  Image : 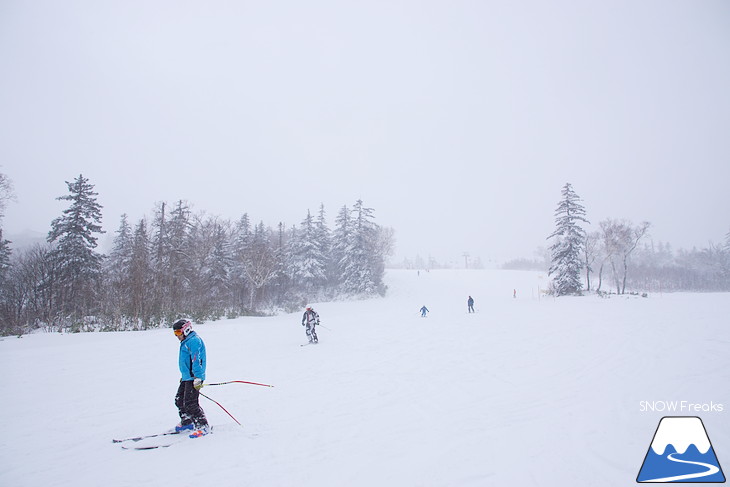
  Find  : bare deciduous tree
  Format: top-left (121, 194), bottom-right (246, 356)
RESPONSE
top-left (598, 219), bottom-right (650, 294)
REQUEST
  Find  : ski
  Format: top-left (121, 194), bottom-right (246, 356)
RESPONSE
top-left (300, 342), bottom-right (319, 347)
top-left (122, 442), bottom-right (176, 451)
top-left (112, 430), bottom-right (180, 443)
top-left (118, 426), bottom-right (213, 450)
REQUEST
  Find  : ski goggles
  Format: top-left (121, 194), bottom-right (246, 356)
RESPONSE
top-left (173, 320), bottom-right (192, 336)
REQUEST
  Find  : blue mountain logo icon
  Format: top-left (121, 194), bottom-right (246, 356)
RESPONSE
top-left (637, 416), bottom-right (725, 483)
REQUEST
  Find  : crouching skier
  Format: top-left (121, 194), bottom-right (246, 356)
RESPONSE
top-left (302, 305), bottom-right (319, 344)
top-left (172, 319), bottom-right (210, 438)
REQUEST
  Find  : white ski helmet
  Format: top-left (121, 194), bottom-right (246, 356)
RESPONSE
top-left (173, 319), bottom-right (192, 337)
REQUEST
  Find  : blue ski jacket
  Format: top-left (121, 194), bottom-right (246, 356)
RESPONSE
top-left (179, 331), bottom-right (206, 382)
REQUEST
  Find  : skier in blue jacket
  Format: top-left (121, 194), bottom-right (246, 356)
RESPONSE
top-left (173, 319), bottom-right (209, 438)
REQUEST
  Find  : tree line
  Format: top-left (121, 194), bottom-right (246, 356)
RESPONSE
top-left (0, 174), bottom-right (394, 335)
top-left (546, 183), bottom-right (730, 296)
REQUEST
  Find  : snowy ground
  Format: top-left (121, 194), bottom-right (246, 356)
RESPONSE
top-left (2, 269), bottom-right (729, 486)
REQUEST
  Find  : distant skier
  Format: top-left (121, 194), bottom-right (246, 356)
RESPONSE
top-left (467, 296), bottom-right (474, 313)
top-left (172, 319), bottom-right (210, 438)
top-left (302, 305), bottom-right (319, 344)
top-left (420, 305), bottom-right (429, 317)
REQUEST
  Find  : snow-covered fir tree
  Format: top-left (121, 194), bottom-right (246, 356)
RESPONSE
top-left (108, 215), bottom-right (133, 274)
top-left (270, 221), bottom-right (291, 302)
top-left (167, 200), bottom-right (193, 284)
top-left (331, 205), bottom-right (351, 289)
top-left (105, 214), bottom-right (134, 323)
top-left (288, 210), bottom-right (329, 295)
top-left (150, 202), bottom-right (170, 320)
top-left (150, 200), bottom-right (192, 321)
top-left (231, 214), bottom-right (253, 311)
top-left (0, 171), bottom-right (13, 223)
top-left (188, 216), bottom-right (232, 320)
top-left (282, 223), bottom-right (298, 289)
top-left (207, 219), bottom-right (233, 313)
top-left (0, 229), bottom-right (11, 289)
top-left (0, 171), bottom-right (13, 287)
top-left (314, 204), bottom-right (333, 287)
top-left (547, 183), bottom-right (589, 296)
top-left (721, 227), bottom-right (730, 282)
top-left (47, 174), bottom-right (105, 319)
top-left (338, 200), bottom-right (384, 295)
top-left (128, 218), bottom-right (153, 325)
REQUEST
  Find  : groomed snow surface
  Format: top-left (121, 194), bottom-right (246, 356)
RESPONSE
top-left (3, 269), bottom-right (729, 486)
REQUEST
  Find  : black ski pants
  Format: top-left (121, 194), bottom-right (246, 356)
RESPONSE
top-left (175, 380), bottom-right (208, 428)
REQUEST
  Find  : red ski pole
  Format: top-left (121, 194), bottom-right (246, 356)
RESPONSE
top-left (199, 391), bottom-right (242, 426)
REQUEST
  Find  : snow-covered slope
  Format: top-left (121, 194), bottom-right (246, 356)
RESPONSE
top-left (2, 269), bottom-right (729, 486)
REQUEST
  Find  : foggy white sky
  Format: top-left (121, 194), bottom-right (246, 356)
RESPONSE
top-left (1, 0), bottom-right (729, 266)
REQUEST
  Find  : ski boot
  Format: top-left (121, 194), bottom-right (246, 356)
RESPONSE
top-left (174, 423), bottom-right (194, 433)
top-left (189, 425), bottom-right (211, 438)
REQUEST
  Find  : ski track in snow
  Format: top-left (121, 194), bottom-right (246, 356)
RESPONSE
top-left (2, 269), bottom-right (729, 487)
